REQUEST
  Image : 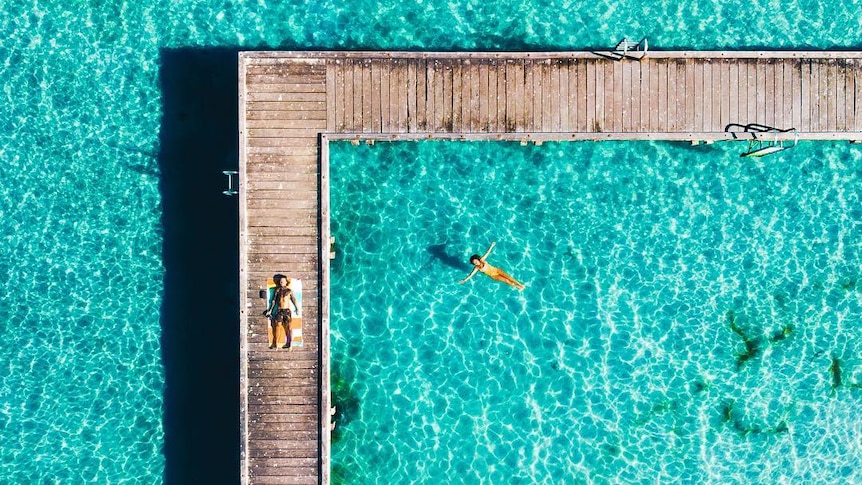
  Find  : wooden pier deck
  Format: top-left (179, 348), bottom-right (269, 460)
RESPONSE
top-left (237, 49), bottom-right (862, 485)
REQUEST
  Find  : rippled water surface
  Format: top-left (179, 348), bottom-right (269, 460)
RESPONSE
top-left (329, 140), bottom-right (861, 484)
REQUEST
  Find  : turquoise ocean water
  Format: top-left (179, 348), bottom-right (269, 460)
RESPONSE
top-left (329, 141), bottom-right (861, 484)
top-left (0, 0), bottom-right (860, 482)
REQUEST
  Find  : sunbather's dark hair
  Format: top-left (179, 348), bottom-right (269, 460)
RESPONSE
top-left (469, 254), bottom-right (481, 264)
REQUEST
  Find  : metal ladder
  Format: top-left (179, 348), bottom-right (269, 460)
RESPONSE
top-left (725, 123), bottom-right (798, 158)
top-left (222, 170), bottom-right (238, 196)
top-left (611, 37), bottom-right (648, 60)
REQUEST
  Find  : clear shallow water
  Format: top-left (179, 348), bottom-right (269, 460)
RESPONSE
top-left (329, 140), bottom-right (861, 484)
top-left (2, 0), bottom-right (862, 482)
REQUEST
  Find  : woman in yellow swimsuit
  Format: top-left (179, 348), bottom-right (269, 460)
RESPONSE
top-left (459, 242), bottom-right (525, 290)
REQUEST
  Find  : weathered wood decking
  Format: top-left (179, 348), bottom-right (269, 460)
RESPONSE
top-left (238, 50), bottom-right (862, 485)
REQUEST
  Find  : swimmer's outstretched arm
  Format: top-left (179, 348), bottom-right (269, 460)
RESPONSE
top-left (459, 267), bottom-right (479, 284)
top-left (480, 242), bottom-right (496, 262)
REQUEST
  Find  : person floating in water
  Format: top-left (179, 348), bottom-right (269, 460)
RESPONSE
top-left (264, 276), bottom-right (299, 349)
top-left (459, 242), bottom-right (525, 290)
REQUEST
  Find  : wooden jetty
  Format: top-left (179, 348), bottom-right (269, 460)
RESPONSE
top-left (237, 49), bottom-right (862, 484)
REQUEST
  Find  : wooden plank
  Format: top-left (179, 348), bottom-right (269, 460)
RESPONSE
top-left (246, 117), bottom-right (328, 129)
top-left (466, 60), bottom-right (479, 132)
top-left (452, 59), bottom-right (463, 132)
top-left (790, 59), bottom-right (801, 130)
top-left (407, 59), bottom-right (417, 132)
top-left (343, 59), bottom-right (355, 132)
top-left (594, 59), bottom-right (605, 132)
top-left (827, 59), bottom-right (838, 131)
top-left (665, 60), bottom-right (678, 131)
top-left (247, 128), bottom-right (327, 139)
top-left (646, 59), bottom-right (658, 131)
top-left (443, 60), bottom-right (454, 131)
top-left (247, 436), bottom-right (319, 450)
top-left (809, 60), bottom-right (819, 131)
top-left (736, 60), bottom-right (747, 128)
top-left (619, 59), bottom-right (630, 131)
top-left (691, 59), bottom-right (704, 132)
top-left (495, 59), bottom-right (506, 132)
top-left (852, 59), bottom-right (860, 131)
top-left (803, 59), bottom-right (813, 131)
top-left (542, 60), bottom-right (554, 133)
top-left (249, 473), bottom-right (319, 484)
top-left (391, 58), bottom-right (406, 132)
top-left (745, 61), bottom-right (756, 126)
top-left (247, 136), bottom-right (319, 148)
top-left (549, 60), bottom-right (561, 132)
top-left (525, 60), bottom-right (537, 131)
top-left (466, 60), bottom-right (480, 132)
top-left (715, 59), bottom-right (727, 129)
top-left (816, 59), bottom-right (827, 131)
top-left (247, 447), bottom-right (319, 460)
top-left (246, 92), bottom-right (327, 103)
top-left (497, 59), bottom-right (508, 132)
top-left (682, 59), bottom-right (694, 131)
top-left (246, 77), bottom-right (327, 89)
top-left (325, 60), bottom-right (336, 132)
top-left (836, 59), bottom-right (846, 131)
top-left (245, 83), bottom-right (326, 94)
top-left (640, 59), bottom-right (652, 132)
top-left (670, 60), bottom-right (682, 131)
top-left (246, 63), bottom-right (325, 76)
top-left (844, 59), bottom-right (855, 131)
top-left (818, 60), bottom-right (829, 131)
top-left (416, 59), bottom-right (428, 131)
top-left (740, 60), bottom-right (750, 125)
top-left (348, 59), bottom-right (362, 131)
top-left (250, 457), bottom-right (318, 469)
top-left (659, 59), bottom-right (676, 132)
top-left (247, 101), bottom-right (328, 112)
top-left (700, 60), bottom-right (712, 131)
top-left (776, 59), bottom-right (786, 128)
top-left (785, 59), bottom-right (796, 129)
top-left (602, 59), bottom-right (615, 132)
top-left (487, 59), bottom-right (499, 132)
top-left (399, 58), bottom-right (410, 132)
top-left (478, 60), bottom-right (490, 131)
top-left (361, 59), bottom-right (373, 132)
top-left (533, 60), bottom-right (544, 132)
top-left (379, 59), bottom-right (391, 132)
top-left (630, 60), bottom-right (642, 131)
top-left (513, 59), bottom-right (526, 132)
top-left (585, 59), bottom-right (596, 132)
top-left (567, 60), bottom-right (578, 131)
top-left (765, 59), bottom-right (776, 127)
top-left (773, 59), bottom-right (790, 130)
top-left (458, 59), bottom-right (471, 133)
top-left (246, 110), bottom-right (327, 122)
top-left (799, 60), bottom-right (810, 131)
top-left (249, 465), bottom-right (318, 478)
top-left (433, 60), bottom-right (446, 131)
top-left (559, 59), bottom-right (570, 132)
top-left (610, 60), bottom-right (620, 132)
top-left (722, 62), bottom-right (742, 126)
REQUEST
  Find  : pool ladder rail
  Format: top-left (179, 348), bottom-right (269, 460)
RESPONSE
top-left (725, 123), bottom-right (799, 158)
top-left (222, 170), bottom-right (238, 196)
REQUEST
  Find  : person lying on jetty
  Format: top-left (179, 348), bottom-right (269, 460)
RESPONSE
top-left (460, 242), bottom-right (525, 290)
top-left (263, 276), bottom-right (299, 349)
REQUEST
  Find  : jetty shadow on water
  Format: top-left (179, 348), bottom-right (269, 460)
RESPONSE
top-left (158, 47), bottom-right (241, 484)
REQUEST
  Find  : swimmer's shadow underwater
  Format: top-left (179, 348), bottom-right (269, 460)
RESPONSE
top-left (426, 243), bottom-right (471, 271)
